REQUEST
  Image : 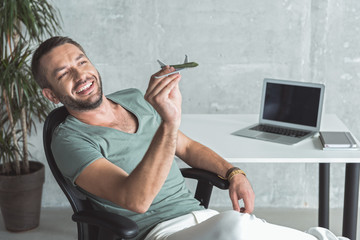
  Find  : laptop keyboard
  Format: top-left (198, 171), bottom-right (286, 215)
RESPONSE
top-left (250, 124), bottom-right (310, 138)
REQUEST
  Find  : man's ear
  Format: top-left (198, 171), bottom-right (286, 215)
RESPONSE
top-left (42, 88), bottom-right (60, 104)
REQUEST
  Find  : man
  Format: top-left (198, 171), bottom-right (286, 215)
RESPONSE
top-left (31, 36), bottom-right (331, 240)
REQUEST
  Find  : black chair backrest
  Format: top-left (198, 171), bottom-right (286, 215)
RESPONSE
top-left (43, 106), bottom-right (93, 212)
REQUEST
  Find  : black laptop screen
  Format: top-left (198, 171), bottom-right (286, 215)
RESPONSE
top-left (263, 82), bottom-right (321, 127)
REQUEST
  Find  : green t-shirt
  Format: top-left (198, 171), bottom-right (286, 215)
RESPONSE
top-left (52, 88), bottom-right (204, 239)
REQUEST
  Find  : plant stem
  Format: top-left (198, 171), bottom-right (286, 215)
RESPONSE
top-left (19, 88), bottom-right (29, 174)
top-left (2, 89), bottom-right (21, 175)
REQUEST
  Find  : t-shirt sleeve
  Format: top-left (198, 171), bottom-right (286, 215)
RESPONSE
top-left (51, 128), bottom-right (104, 186)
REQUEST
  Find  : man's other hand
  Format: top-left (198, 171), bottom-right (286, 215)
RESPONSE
top-left (228, 173), bottom-right (255, 213)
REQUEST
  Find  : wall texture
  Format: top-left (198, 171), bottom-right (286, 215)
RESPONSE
top-left (31, 0), bottom-right (360, 209)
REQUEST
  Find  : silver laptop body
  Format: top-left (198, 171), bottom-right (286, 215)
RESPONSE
top-left (232, 78), bottom-right (325, 145)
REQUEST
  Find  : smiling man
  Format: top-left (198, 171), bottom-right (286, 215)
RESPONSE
top-left (36, 43), bottom-right (104, 112)
top-left (31, 36), bottom-right (332, 240)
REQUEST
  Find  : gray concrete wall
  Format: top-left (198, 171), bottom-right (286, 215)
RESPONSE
top-left (31, 0), bottom-right (360, 209)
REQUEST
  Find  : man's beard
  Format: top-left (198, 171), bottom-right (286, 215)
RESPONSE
top-left (55, 73), bottom-right (104, 112)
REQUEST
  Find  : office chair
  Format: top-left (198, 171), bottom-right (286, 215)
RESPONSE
top-left (43, 106), bottom-right (229, 240)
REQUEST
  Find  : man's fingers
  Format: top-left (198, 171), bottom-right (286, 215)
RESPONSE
top-left (154, 76), bottom-right (181, 101)
top-left (242, 190), bottom-right (255, 213)
top-left (229, 188), bottom-right (255, 214)
top-left (147, 68), bottom-right (179, 98)
top-left (146, 77), bottom-right (173, 99)
top-left (145, 74), bottom-right (180, 103)
top-left (230, 192), bottom-right (241, 212)
top-left (242, 197), bottom-right (254, 213)
top-left (152, 66), bottom-right (175, 79)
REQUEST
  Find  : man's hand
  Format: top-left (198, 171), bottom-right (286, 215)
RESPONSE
top-left (228, 173), bottom-right (255, 213)
top-left (145, 66), bottom-right (182, 128)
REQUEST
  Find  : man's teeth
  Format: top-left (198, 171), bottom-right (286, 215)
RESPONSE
top-left (76, 82), bottom-right (93, 93)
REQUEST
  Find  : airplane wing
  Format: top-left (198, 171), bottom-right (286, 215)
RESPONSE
top-left (157, 59), bottom-right (167, 68)
top-left (157, 55), bottom-right (188, 69)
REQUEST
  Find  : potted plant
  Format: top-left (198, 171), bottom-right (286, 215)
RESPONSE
top-left (0, 0), bottom-right (62, 231)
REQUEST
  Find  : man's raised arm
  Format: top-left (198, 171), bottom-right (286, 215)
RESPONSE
top-left (76, 67), bottom-right (182, 213)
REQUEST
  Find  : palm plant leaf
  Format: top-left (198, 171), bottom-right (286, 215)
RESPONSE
top-left (0, 0), bottom-right (62, 53)
top-left (0, 0), bottom-right (61, 175)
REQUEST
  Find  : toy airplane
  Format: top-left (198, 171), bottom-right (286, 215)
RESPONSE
top-left (155, 55), bottom-right (198, 78)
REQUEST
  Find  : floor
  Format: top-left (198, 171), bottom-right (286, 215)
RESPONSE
top-left (0, 207), bottom-right (358, 240)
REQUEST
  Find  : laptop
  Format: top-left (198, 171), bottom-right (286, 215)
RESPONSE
top-left (232, 78), bottom-right (325, 145)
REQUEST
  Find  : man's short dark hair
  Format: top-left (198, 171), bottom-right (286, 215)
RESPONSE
top-left (31, 36), bottom-right (86, 89)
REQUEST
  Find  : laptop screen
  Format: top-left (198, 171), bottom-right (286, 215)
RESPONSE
top-left (260, 79), bottom-right (325, 130)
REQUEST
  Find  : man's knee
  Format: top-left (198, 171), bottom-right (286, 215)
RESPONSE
top-left (212, 211), bottom-right (260, 239)
top-left (215, 211), bottom-right (316, 240)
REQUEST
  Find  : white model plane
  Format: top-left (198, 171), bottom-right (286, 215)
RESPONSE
top-left (155, 55), bottom-right (198, 78)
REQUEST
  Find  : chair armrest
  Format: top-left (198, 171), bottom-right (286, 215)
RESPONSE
top-left (181, 168), bottom-right (229, 190)
top-left (72, 210), bottom-right (139, 239)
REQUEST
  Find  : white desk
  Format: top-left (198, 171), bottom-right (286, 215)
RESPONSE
top-left (180, 114), bottom-right (360, 240)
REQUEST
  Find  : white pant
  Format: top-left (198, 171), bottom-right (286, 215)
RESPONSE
top-left (144, 209), bottom-right (349, 240)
